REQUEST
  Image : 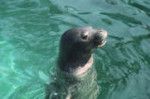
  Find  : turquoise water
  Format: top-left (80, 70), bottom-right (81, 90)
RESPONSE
top-left (0, 0), bottom-right (150, 99)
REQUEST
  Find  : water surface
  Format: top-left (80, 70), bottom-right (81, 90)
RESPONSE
top-left (0, 0), bottom-right (150, 99)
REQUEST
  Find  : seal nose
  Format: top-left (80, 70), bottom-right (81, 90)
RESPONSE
top-left (94, 29), bottom-right (108, 41)
top-left (93, 29), bottom-right (108, 47)
top-left (97, 29), bottom-right (108, 40)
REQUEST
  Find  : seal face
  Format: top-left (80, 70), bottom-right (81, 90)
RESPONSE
top-left (45, 26), bottom-right (108, 99)
top-left (58, 26), bottom-right (108, 74)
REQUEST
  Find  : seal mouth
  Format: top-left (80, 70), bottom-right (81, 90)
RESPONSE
top-left (97, 40), bottom-right (107, 47)
top-left (94, 39), bottom-right (107, 47)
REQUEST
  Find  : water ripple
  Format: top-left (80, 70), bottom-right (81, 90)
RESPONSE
top-left (0, 0), bottom-right (150, 99)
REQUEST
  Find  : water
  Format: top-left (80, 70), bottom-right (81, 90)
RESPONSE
top-left (0, 0), bottom-right (150, 99)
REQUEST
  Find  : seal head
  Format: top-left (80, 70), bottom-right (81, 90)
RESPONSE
top-left (58, 26), bottom-right (108, 73)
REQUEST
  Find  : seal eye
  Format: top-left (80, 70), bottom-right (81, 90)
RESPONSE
top-left (81, 32), bottom-right (88, 40)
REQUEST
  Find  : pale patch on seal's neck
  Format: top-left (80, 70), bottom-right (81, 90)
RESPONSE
top-left (73, 56), bottom-right (93, 77)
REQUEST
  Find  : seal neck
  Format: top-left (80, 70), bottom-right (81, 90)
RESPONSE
top-left (73, 56), bottom-right (93, 76)
top-left (58, 51), bottom-right (92, 73)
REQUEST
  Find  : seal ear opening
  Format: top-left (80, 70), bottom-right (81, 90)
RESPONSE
top-left (81, 33), bottom-right (88, 39)
top-left (81, 32), bottom-right (89, 40)
top-left (81, 31), bottom-right (89, 40)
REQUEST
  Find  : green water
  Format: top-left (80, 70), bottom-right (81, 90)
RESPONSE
top-left (0, 0), bottom-right (150, 99)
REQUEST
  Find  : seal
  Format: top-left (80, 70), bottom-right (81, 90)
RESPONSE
top-left (45, 26), bottom-right (108, 99)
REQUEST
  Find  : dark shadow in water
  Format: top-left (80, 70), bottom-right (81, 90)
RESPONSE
top-left (145, 25), bottom-right (150, 31)
top-left (42, 0), bottom-right (63, 14)
top-left (69, 13), bottom-right (89, 24)
top-left (100, 12), bottom-right (142, 26)
top-left (112, 33), bottom-right (150, 62)
top-left (109, 35), bottom-right (124, 41)
top-left (113, 34), bottom-right (150, 47)
top-left (42, 0), bottom-right (89, 25)
top-left (64, 5), bottom-right (89, 24)
top-left (128, 1), bottom-right (150, 17)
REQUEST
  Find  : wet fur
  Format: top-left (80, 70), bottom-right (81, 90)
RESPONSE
top-left (45, 27), bottom-right (107, 99)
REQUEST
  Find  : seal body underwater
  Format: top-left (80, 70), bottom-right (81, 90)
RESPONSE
top-left (45, 26), bottom-right (108, 99)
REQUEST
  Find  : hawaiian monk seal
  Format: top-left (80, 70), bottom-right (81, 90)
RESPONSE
top-left (45, 26), bottom-right (108, 99)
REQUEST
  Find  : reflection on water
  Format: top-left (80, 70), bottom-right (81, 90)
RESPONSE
top-left (0, 0), bottom-right (150, 99)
